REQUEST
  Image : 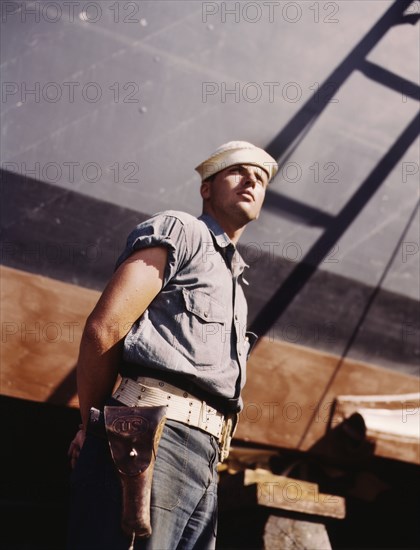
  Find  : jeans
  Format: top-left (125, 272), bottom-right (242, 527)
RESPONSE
top-left (67, 420), bottom-right (219, 550)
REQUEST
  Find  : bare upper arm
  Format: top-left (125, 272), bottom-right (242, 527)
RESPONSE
top-left (86, 246), bottom-right (168, 341)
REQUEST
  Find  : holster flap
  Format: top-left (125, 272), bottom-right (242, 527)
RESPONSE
top-left (104, 405), bottom-right (167, 477)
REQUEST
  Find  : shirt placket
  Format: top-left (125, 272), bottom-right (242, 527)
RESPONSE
top-left (224, 246), bottom-right (245, 398)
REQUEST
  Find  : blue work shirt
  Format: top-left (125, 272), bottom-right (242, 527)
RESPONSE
top-left (115, 211), bottom-right (252, 412)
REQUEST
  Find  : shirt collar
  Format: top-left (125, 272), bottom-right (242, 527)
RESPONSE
top-left (198, 214), bottom-right (231, 248)
top-left (198, 213), bottom-right (249, 276)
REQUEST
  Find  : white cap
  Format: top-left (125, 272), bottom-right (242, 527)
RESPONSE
top-left (195, 141), bottom-right (278, 183)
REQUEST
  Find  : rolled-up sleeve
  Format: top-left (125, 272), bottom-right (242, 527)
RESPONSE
top-left (115, 213), bottom-right (188, 287)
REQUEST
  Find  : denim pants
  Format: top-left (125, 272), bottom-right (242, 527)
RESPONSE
top-left (67, 420), bottom-right (219, 550)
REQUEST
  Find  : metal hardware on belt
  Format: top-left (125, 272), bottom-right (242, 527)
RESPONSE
top-left (112, 376), bottom-right (238, 461)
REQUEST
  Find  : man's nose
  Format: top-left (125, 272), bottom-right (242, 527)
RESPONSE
top-left (243, 170), bottom-right (257, 187)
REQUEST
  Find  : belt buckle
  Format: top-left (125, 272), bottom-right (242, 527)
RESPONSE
top-left (219, 412), bottom-right (239, 462)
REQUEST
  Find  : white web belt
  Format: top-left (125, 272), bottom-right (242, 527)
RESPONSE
top-left (113, 376), bottom-right (226, 441)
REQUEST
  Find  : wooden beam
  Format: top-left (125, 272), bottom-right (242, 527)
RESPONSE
top-left (0, 265), bottom-right (99, 406)
top-left (219, 468), bottom-right (345, 519)
top-left (331, 393), bottom-right (420, 464)
top-left (235, 337), bottom-right (419, 460)
top-left (1, 265), bottom-right (418, 465)
top-left (264, 516), bottom-right (332, 550)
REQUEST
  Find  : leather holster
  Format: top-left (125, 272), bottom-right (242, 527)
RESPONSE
top-left (89, 405), bottom-right (167, 539)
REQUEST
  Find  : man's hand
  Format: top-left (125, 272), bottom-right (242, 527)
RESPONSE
top-left (68, 429), bottom-right (86, 469)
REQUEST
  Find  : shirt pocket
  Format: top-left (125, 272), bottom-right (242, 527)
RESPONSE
top-left (178, 288), bottom-right (226, 369)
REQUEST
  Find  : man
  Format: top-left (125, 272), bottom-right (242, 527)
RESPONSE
top-left (67, 141), bottom-right (278, 549)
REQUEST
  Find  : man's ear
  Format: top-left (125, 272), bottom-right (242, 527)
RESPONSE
top-left (200, 181), bottom-right (211, 200)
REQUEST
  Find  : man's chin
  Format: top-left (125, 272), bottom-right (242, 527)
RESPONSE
top-left (236, 208), bottom-right (258, 225)
top-left (241, 202), bottom-right (260, 218)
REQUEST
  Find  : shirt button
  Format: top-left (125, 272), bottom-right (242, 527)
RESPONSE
top-left (204, 312), bottom-right (208, 318)
top-left (234, 314), bottom-right (238, 320)
top-left (238, 351), bottom-right (242, 356)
